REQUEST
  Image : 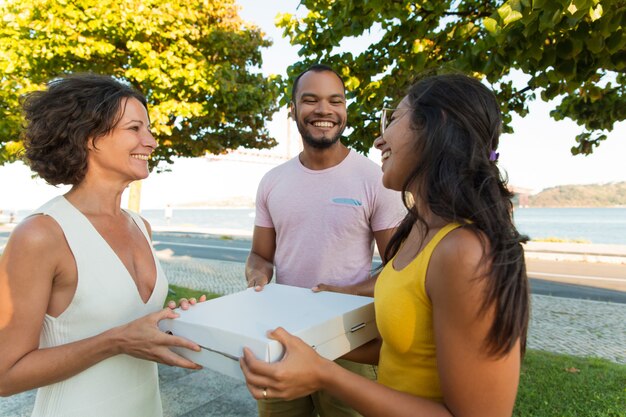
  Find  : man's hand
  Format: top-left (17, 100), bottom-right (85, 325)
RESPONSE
top-left (247, 273), bottom-right (270, 292)
top-left (312, 276), bottom-right (377, 297)
top-left (245, 230), bottom-right (276, 292)
top-left (312, 283), bottom-right (357, 295)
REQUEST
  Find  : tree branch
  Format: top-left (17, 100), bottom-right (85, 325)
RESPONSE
top-left (514, 86), bottom-right (533, 97)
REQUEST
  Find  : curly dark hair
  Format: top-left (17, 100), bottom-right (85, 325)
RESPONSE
top-left (383, 73), bottom-right (529, 357)
top-left (21, 73), bottom-right (147, 185)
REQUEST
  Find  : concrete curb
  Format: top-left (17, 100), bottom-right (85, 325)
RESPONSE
top-left (4, 224), bottom-right (626, 263)
top-left (523, 241), bottom-right (626, 264)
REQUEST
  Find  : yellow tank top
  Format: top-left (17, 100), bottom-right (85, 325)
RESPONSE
top-left (374, 223), bottom-right (462, 401)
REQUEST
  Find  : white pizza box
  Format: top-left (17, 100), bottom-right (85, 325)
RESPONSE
top-left (159, 283), bottom-right (377, 380)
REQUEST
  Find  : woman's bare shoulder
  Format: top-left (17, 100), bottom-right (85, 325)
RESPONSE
top-left (8, 214), bottom-right (65, 251)
top-left (428, 226), bottom-right (491, 298)
top-left (436, 226), bottom-right (487, 268)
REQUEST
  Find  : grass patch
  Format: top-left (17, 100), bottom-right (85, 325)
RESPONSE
top-left (514, 350), bottom-right (625, 417)
top-left (219, 235), bottom-right (234, 240)
top-left (165, 284), bottom-right (220, 307)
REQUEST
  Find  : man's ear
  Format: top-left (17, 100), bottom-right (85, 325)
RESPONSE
top-left (289, 102), bottom-right (295, 120)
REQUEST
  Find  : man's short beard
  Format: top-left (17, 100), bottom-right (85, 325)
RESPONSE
top-left (292, 103), bottom-right (346, 149)
top-left (301, 133), bottom-right (342, 149)
top-left (296, 117), bottom-right (346, 149)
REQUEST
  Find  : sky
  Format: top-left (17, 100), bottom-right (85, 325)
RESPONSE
top-left (1, 0), bottom-right (624, 211)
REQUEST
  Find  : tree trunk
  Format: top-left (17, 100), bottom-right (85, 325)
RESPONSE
top-left (128, 180), bottom-right (142, 213)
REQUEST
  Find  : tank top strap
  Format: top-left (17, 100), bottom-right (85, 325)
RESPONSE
top-left (419, 222), bottom-right (463, 260)
top-left (124, 209), bottom-right (150, 241)
top-left (29, 195), bottom-right (98, 257)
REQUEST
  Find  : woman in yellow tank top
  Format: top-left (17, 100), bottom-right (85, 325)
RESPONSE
top-left (241, 73), bottom-right (530, 417)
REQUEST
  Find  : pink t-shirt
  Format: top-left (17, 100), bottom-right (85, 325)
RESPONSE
top-left (255, 150), bottom-right (405, 288)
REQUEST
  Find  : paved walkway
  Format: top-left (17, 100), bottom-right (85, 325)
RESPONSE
top-left (1, 252), bottom-right (625, 417)
top-left (159, 255), bottom-right (626, 364)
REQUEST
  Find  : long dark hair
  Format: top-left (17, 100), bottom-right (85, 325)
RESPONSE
top-left (384, 73), bottom-right (529, 357)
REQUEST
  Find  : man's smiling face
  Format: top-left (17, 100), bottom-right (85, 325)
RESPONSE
top-left (291, 70), bottom-right (347, 149)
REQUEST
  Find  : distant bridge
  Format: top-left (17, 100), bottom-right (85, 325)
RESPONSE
top-left (204, 149), bottom-right (291, 165)
top-left (205, 150), bottom-right (535, 207)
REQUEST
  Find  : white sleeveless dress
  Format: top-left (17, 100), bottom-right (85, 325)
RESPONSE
top-left (30, 196), bottom-right (168, 417)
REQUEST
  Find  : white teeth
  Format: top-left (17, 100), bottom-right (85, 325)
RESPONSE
top-left (381, 150), bottom-right (391, 161)
top-left (313, 121), bottom-right (334, 128)
top-left (131, 154), bottom-right (149, 161)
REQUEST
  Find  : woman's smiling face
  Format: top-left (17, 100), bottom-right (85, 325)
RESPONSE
top-left (87, 97), bottom-right (157, 183)
top-left (374, 96), bottom-right (418, 192)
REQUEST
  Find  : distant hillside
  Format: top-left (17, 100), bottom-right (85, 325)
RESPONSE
top-left (527, 182), bottom-right (626, 207)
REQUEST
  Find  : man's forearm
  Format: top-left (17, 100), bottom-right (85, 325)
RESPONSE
top-left (313, 274), bottom-right (379, 297)
top-left (245, 252), bottom-right (274, 286)
top-left (347, 275), bottom-right (377, 297)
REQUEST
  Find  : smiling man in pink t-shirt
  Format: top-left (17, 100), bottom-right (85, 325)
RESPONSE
top-left (245, 64), bottom-right (405, 417)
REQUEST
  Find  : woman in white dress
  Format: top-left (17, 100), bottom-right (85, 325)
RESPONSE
top-left (0, 74), bottom-right (201, 417)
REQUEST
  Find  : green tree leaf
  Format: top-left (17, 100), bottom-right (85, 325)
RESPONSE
top-left (0, 0), bottom-right (281, 166)
top-left (277, 0), bottom-right (625, 155)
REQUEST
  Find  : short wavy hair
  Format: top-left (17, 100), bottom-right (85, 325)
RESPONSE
top-left (21, 73), bottom-right (147, 185)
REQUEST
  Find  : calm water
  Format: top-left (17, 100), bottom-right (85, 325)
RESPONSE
top-left (143, 207), bottom-right (626, 245)
top-left (142, 208), bottom-right (257, 232)
top-left (512, 207), bottom-right (626, 244)
top-left (11, 207), bottom-right (626, 245)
